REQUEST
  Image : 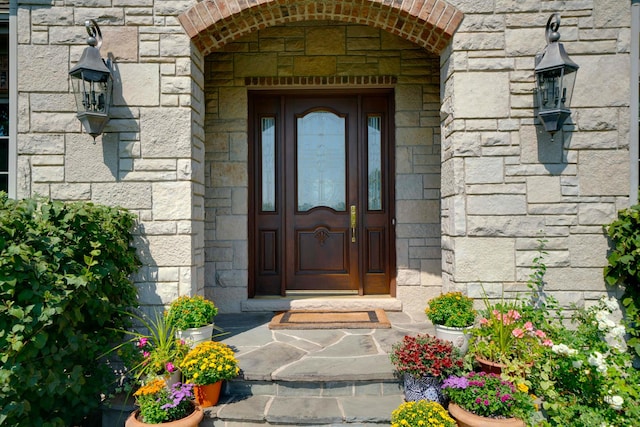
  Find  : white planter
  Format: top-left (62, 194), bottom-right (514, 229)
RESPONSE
top-left (177, 323), bottom-right (214, 348)
top-left (434, 324), bottom-right (472, 354)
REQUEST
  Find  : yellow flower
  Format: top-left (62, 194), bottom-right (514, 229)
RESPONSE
top-left (517, 382), bottom-right (529, 393)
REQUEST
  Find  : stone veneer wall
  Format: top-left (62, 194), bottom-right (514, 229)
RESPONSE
top-left (440, 0), bottom-right (631, 308)
top-left (203, 21), bottom-right (442, 313)
top-left (15, 0), bottom-right (206, 312)
top-left (13, 0), bottom-right (634, 316)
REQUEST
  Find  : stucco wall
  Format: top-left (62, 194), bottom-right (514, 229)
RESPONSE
top-left (202, 21), bottom-right (442, 313)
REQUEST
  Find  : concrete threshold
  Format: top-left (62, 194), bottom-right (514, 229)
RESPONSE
top-left (241, 296), bottom-right (403, 312)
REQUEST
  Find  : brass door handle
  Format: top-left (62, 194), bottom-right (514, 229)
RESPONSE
top-left (350, 205), bottom-right (356, 243)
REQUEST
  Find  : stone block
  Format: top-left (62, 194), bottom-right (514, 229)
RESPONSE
top-left (65, 134), bottom-right (118, 182)
top-left (18, 134), bottom-right (65, 155)
top-left (234, 54), bottom-right (278, 77)
top-left (219, 88), bottom-right (247, 119)
top-left (453, 72), bottom-right (509, 118)
top-left (467, 194), bottom-right (527, 215)
top-left (568, 234), bottom-right (609, 268)
top-left (211, 162), bottom-right (247, 187)
top-left (306, 27), bottom-right (345, 55)
top-left (50, 183), bottom-right (91, 200)
top-left (101, 26), bottom-right (138, 62)
top-left (217, 215), bottom-right (247, 240)
top-left (92, 182), bottom-right (152, 209)
top-left (293, 56), bottom-right (337, 76)
top-left (153, 181), bottom-right (193, 220)
top-left (138, 234), bottom-right (194, 266)
top-left (396, 174), bottom-right (423, 199)
top-left (578, 203), bottom-right (616, 226)
top-left (466, 157), bottom-right (503, 184)
top-left (160, 33), bottom-right (191, 57)
top-left (454, 237), bottom-right (516, 282)
top-left (573, 55), bottom-right (629, 108)
top-left (32, 166), bottom-right (64, 183)
top-left (580, 150), bottom-right (629, 196)
top-left (18, 45), bottom-right (68, 92)
top-left (114, 63), bottom-right (160, 107)
top-left (140, 107), bottom-right (192, 158)
top-left (396, 200), bottom-right (439, 224)
top-left (526, 176), bottom-right (562, 203)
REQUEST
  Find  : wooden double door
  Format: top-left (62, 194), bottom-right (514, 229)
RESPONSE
top-left (249, 90), bottom-right (395, 297)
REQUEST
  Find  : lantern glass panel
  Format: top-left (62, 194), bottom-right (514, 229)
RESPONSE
top-left (71, 70), bottom-right (111, 115)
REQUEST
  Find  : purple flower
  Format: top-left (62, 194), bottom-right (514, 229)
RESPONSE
top-left (442, 376), bottom-right (469, 389)
top-left (137, 337), bottom-right (148, 348)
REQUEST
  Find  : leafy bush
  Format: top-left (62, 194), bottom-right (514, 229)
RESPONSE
top-left (604, 202), bottom-right (640, 357)
top-left (0, 195), bottom-right (140, 426)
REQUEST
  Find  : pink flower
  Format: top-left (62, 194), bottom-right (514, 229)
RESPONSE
top-left (166, 362), bottom-right (175, 373)
top-left (512, 328), bottom-right (525, 338)
top-left (542, 339), bottom-right (554, 347)
top-left (524, 321), bottom-right (534, 331)
top-left (137, 337), bottom-right (148, 348)
top-left (535, 329), bottom-right (547, 338)
top-left (480, 318), bottom-right (489, 325)
top-left (143, 351), bottom-right (150, 358)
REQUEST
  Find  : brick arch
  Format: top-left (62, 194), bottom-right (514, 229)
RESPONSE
top-left (178, 0), bottom-right (463, 56)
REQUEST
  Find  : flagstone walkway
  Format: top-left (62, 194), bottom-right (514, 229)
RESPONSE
top-left (201, 311), bottom-right (433, 426)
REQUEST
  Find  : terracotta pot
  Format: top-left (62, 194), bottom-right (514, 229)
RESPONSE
top-left (403, 375), bottom-right (446, 405)
top-left (448, 403), bottom-right (525, 427)
top-left (434, 324), bottom-right (472, 354)
top-left (125, 404), bottom-right (204, 427)
top-left (193, 381), bottom-right (222, 407)
top-left (176, 323), bottom-right (214, 348)
top-left (474, 354), bottom-right (506, 375)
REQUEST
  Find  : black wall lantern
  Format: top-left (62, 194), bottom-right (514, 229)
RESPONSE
top-left (534, 13), bottom-right (579, 135)
top-left (69, 20), bottom-right (112, 140)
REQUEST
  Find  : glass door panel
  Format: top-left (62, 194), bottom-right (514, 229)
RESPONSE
top-left (296, 111), bottom-right (346, 211)
top-left (261, 117), bottom-right (276, 211)
top-left (367, 115), bottom-right (382, 211)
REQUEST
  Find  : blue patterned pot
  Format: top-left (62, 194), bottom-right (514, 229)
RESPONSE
top-left (403, 374), bottom-right (446, 404)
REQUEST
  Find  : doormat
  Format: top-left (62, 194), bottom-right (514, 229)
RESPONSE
top-left (268, 309), bottom-right (391, 329)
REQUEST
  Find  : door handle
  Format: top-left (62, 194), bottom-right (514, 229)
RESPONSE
top-left (350, 205), bottom-right (356, 243)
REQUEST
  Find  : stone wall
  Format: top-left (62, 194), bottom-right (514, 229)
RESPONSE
top-left (440, 0), bottom-right (631, 308)
top-left (15, 0), bottom-right (206, 311)
top-left (203, 21), bottom-right (442, 313)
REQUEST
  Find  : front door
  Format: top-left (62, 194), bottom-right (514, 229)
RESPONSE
top-left (249, 90), bottom-right (394, 296)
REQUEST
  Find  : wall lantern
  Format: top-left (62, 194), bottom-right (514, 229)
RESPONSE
top-left (69, 20), bottom-right (112, 140)
top-left (534, 13), bottom-right (579, 135)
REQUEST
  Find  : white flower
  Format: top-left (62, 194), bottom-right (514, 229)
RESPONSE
top-left (572, 360), bottom-right (583, 369)
top-left (610, 325), bottom-right (626, 338)
top-left (595, 310), bottom-right (609, 322)
top-left (588, 351), bottom-right (605, 366)
top-left (552, 343), bottom-right (570, 355)
top-left (603, 296), bottom-right (620, 312)
top-left (604, 394), bottom-right (624, 410)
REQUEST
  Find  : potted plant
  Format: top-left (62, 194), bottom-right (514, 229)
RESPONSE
top-left (391, 400), bottom-right (456, 427)
top-left (389, 334), bottom-right (464, 404)
top-left (180, 340), bottom-right (240, 407)
top-left (166, 295), bottom-right (218, 347)
top-left (426, 291), bottom-right (477, 353)
top-left (125, 378), bottom-right (203, 426)
top-left (442, 371), bottom-right (535, 427)
top-left (114, 310), bottom-right (190, 386)
top-left (467, 298), bottom-right (553, 377)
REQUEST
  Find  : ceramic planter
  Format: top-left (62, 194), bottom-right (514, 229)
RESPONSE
top-left (403, 374), bottom-right (446, 405)
top-left (448, 403), bottom-right (525, 427)
top-left (434, 324), bottom-right (472, 354)
top-left (176, 323), bottom-right (214, 348)
top-left (125, 404), bottom-right (204, 427)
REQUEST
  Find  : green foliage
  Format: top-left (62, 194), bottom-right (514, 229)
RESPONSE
top-left (604, 203), bottom-right (640, 357)
top-left (425, 291), bottom-right (476, 327)
top-left (0, 195), bottom-right (141, 426)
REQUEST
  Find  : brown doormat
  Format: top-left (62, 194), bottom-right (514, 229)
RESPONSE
top-left (268, 309), bottom-right (391, 329)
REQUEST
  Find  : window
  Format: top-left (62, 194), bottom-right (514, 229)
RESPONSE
top-left (0, 19), bottom-right (8, 193)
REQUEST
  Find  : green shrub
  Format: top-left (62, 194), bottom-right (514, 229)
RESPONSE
top-left (604, 201), bottom-right (640, 357)
top-left (0, 195), bottom-right (141, 426)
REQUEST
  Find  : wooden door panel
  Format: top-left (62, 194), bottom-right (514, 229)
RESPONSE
top-left (297, 226), bottom-right (348, 272)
